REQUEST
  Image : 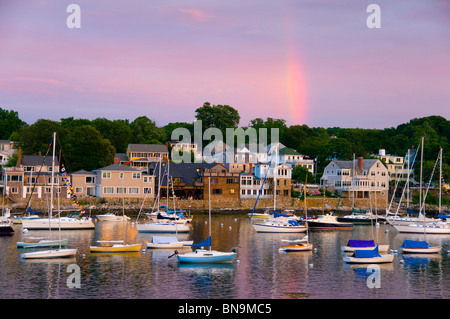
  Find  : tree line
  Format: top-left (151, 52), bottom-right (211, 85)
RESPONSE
top-left (1, 104), bottom-right (449, 184)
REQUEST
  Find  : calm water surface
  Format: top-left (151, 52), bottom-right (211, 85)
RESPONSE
top-left (1, 214), bottom-right (449, 299)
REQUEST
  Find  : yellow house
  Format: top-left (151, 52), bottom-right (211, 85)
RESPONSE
top-left (125, 144), bottom-right (169, 170)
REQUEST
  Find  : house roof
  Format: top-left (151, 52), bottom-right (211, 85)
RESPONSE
top-left (279, 147), bottom-right (302, 156)
top-left (332, 159), bottom-right (380, 170)
top-left (71, 169), bottom-right (97, 175)
top-left (149, 162), bottom-right (216, 187)
top-left (127, 144), bottom-right (168, 153)
top-left (21, 155), bottom-right (59, 167)
top-left (93, 164), bottom-right (140, 172)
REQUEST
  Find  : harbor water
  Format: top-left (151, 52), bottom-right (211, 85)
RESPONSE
top-left (1, 214), bottom-right (449, 299)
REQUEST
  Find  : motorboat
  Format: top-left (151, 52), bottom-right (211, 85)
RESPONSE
top-left (307, 214), bottom-right (353, 230)
top-left (146, 236), bottom-right (194, 249)
top-left (96, 213), bottom-right (130, 222)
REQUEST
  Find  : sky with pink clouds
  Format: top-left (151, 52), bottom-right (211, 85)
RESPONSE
top-left (0, 0), bottom-right (449, 129)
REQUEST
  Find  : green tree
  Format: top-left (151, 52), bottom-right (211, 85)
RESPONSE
top-left (0, 108), bottom-right (27, 140)
top-left (62, 125), bottom-right (115, 172)
top-left (195, 102), bottom-right (240, 133)
top-left (130, 116), bottom-right (166, 144)
top-left (15, 119), bottom-right (65, 155)
top-left (292, 165), bottom-right (313, 183)
top-left (91, 118), bottom-right (131, 153)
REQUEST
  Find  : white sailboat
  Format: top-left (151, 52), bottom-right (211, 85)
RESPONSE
top-left (21, 132), bottom-right (77, 259)
top-left (279, 179), bottom-right (313, 252)
top-left (96, 212), bottom-right (130, 222)
top-left (399, 240), bottom-right (441, 254)
top-left (172, 178), bottom-right (237, 263)
top-left (393, 147), bottom-right (450, 234)
top-left (252, 145), bottom-right (307, 233)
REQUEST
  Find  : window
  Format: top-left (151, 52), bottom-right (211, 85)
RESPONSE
top-left (129, 187), bottom-right (139, 194)
top-left (7, 175), bottom-right (23, 182)
top-left (116, 187), bottom-right (127, 194)
top-left (102, 172), bottom-right (111, 179)
top-left (103, 187), bottom-right (114, 194)
top-left (75, 187), bottom-right (83, 193)
top-left (210, 178), bottom-right (218, 184)
top-left (212, 189), bottom-right (222, 195)
top-left (132, 172), bottom-right (141, 179)
top-left (227, 178), bottom-right (239, 184)
top-left (144, 188), bottom-right (152, 194)
top-left (85, 176), bottom-right (95, 184)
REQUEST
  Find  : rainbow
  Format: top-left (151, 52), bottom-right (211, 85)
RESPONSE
top-left (282, 7), bottom-right (308, 125)
top-left (285, 54), bottom-right (307, 125)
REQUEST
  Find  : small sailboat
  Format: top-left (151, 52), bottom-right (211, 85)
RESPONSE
top-left (341, 239), bottom-right (389, 253)
top-left (400, 240), bottom-right (441, 254)
top-left (90, 171), bottom-right (141, 254)
top-left (90, 240), bottom-right (142, 253)
top-left (343, 246), bottom-right (394, 264)
top-left (21, 133), bottom-right (77, 260)
top-left (279, 179), bottom-right (313, 252)
top-left (171, 178), bottom-right (237, 264)
top-left (279, 235), bottom-right (312, 252)
top-left (17, 237), bottom-right (68, 249)
top-left (146, 236), bottom-right (193, 249)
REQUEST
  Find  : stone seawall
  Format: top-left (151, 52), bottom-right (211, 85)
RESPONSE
top-left (7, 194), bottom-right (446, 217)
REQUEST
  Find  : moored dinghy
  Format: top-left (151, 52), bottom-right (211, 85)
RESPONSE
top-left (146, 236), bottom-right (193, 249)
top-left (341, 239), bottom-right (389, 253)
top-left (343, 246), bottom-right (394, 264)
top-left (400, 240), bottom-right (442, 254)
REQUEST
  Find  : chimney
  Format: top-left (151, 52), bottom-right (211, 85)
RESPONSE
top-left (358, 157), bottom-right (363, 174)
top-left (17, 147), bottom-right (22, 167)
top-left (113, 157), bottom-right (120, 164)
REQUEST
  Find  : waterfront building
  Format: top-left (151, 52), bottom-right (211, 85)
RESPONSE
top-left (372, 149), bottom-right (413, 181)
top-left (91, 164), bottom-right (155, 199)
top-left (2, 154), bottom-right (70, 200)
top-left (320, 157), bottom-right (389, 200)
top-left (125, 144), bottom-right (169, 170)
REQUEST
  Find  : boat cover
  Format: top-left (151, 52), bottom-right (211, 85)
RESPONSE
top-left (152, 236), bottom-right (179, 244)
top-left (187, 236), bottom-right (211, 247)
top-left (347, 239), bottom-right (375, 247)
top-left (407, 208), bottom-right (420, 215)
top-left (439, 213), bottom-right (450, 219)
top-left (288, 220), bottom-right (299, 226)
top-left (352, 246), bottom-right (381, 258)
top-left (401, 240), bottom-right (430, 249)
top-left (28, 208), bottom-right (44, 215)
top-left (275, 212), bottom-right (294, 218)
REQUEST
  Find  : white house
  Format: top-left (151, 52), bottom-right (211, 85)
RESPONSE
top-left (320, 157), bottom-right (389, 199)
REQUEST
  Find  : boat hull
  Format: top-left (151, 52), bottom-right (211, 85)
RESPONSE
top-left (343, 254), bottom-right (394, 264)
top-left (279, 243), bottom-right (313, 251)
top-left (146, 241), bottom-right (194, 249)
top-left (393, 224), bottom-right (450, 234)
top-left (96, 214), bottom-right (130, 222)
top-left (341, 244), bottom-right (389, 253)
top-left (90, 243), bottom-right (142, 253)
top-left (17, 239), bottom-right (68, 248)
top-left (136, 223), bottom-right (190, 233)
top-left (401, 246), bottom-right (442, 254)
top-left (0, 226), bottom-right (15, 236)
top-left (307, 221), bottom-right (353, 230)
top-left (177, 250), bottom-right (237, 263)
top-left (21, 248), bottom-right (77, 259)
top-left (252, 223), bottom-right (307, 233)
top-left (22, 218), bottom-right (95, 230)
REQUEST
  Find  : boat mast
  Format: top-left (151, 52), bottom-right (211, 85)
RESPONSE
top-left (439, 147), bottom-right (442, 216)
top-left (208, 177), bottom-right (212, 251)
top-left (419, 137), bottom-right (424, 216)
top-left (49, 132), bottom-right (56, 231)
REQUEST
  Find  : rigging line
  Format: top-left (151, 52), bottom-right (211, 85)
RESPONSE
top-left (24, 137), bottom-right (54, 213)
